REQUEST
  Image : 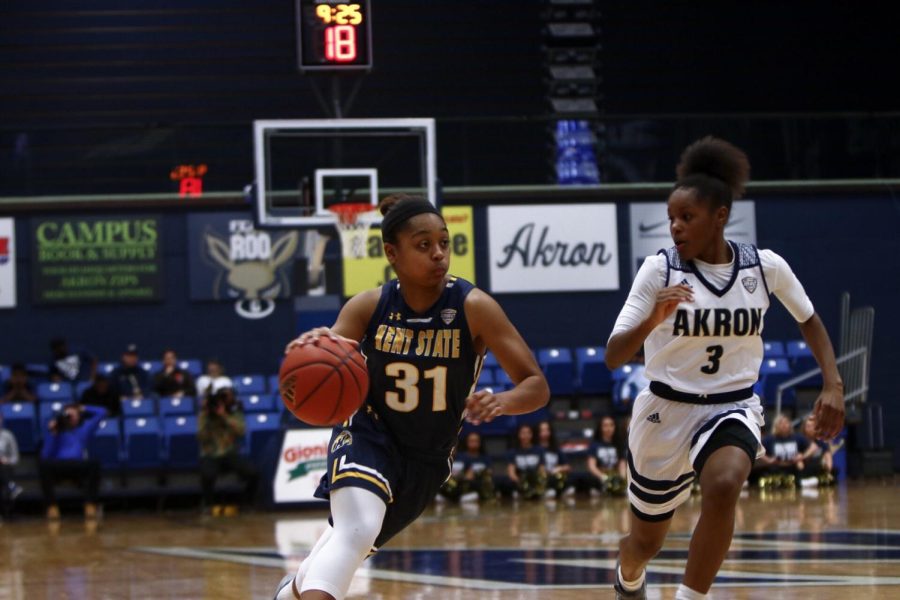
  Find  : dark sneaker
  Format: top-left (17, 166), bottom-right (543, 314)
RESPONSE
top-left (272, 574), bottom-right (300, 600)
top-left (614, 563), bottom-right (647, 600)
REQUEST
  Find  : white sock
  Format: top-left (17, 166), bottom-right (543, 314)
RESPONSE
top-left (299, 487), bottom-right (387, 600)
top-left (618, 565), bottom-right (645, 592)
top-left (675, 583), bottom-right (709, 600)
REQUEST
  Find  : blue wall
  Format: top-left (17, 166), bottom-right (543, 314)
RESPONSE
top-left (2, 191), bottom-right (898, 465)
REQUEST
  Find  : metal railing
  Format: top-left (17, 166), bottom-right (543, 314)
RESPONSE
top-left (774, 346), bottom-right (869, 418)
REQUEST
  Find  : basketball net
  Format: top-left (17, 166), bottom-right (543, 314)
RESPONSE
top-left (329, 203), bottom-right (380, 259)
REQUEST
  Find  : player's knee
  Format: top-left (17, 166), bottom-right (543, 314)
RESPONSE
top-left (701, 471), bottom-right (745, 506)
top-left (624, 528), bottom-right (666, 559)
top-left (334, 512), bottom-right (382, 552)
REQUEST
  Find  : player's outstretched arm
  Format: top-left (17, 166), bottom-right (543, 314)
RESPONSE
top-left (464, 289), bottom-right (549, 425)
top-left (797, 313), bottom-right (844, 440)
top-left (284, 288), bottom-right (380, 353)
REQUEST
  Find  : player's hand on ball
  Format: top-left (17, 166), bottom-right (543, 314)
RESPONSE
top-left (285, 327), bottom-right (359, 354)
top-left (465, 388), bottom-right (504, 425)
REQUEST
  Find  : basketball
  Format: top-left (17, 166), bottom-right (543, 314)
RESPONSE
top-left (278, 336), bottom-right (369, 426)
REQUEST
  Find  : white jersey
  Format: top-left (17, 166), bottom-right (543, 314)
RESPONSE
top-left (611, 241), bottom-right (814, 396)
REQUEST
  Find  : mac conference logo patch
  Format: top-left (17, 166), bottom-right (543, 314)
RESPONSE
top-left (741, 276), bottom-right (758, 293)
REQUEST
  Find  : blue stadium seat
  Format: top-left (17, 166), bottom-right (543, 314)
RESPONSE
top-left (88, 418), bottom-right (122, 468)
top-left (268, 374), bottom-right (281, 396)
top-left (178, 359), bottom-right (203, 378)
top-left (483, 352), bottom-right (499, 371)
top-left (758, 358), bottom-right (795, 408)
top-left (575, 346), bottom-right (612, 395)
top-left (763, 340), bottom-right (786, 359)
top-left (477, 368), bottom-right (495, 388)
top-left (240, 393), bottom-right (277, 413)
top-left (163, 415), bottom-right (199, 468)
top-left (244, 412), bottom-right (280, 460)
top-left (233, 374), bottom-right (267, 395)
top-left (25, 363), bottom-right (50, 379)
top-left (158, 396), bottom-right (195, 417)
top-left (0, 364), bottom-right (9, 385)
top-left (121, 397), bottom-right (156, 417)
top-left (36, 381), bottom-right (74, 404)
top-left (537, 347), bottom-right (575, 395)
top-left (74, 380), bottom-right (93, 400)
top-left (611, 363), bottom-right (647, 413)
top-left (98, 361), bottom-right (118, 376)
top-left (494, 369), bottom-right (514, 391)
top-left (140, 360), bottom-right (162, 375)
top-left (123, 417), bottom-right (162, 468)
top-left (1, 402), bottom-right (38, 453)
top-left (786, 340), bottom-right (821, 385)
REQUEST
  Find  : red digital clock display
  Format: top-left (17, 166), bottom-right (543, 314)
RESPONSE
top-left (297, 0), bottom-right (372, 71)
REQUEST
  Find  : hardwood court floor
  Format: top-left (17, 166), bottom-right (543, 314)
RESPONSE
top-left (1, 478), bottom-right (898, 599)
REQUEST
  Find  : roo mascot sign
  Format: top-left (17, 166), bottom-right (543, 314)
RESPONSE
top-left (188, 213), bottom-right (300, 319)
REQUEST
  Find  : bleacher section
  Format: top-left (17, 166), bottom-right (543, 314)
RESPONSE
top-left (0, 340), bottom-right (820, 507)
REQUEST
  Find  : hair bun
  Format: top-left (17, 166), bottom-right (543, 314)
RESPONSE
top-left (676, 136), bottom-right (750, 199)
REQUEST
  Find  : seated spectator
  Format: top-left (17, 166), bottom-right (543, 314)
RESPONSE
top-left (48, 337), bottom-right (96, 383)
top-left (756, 413), bottom-right (809, 488)
top-left (39, 404), bottom-right (107, 520)
top-left (506, 423), bottom-right (546, 500)
top-left (110, 343), bottom-right (149, 400)
top-left (196, 359), bottom-right (233, 403)
top-left (198, 386), bottom-right (258, 516)
top-left (439, 431), bottom-right (495, 502)
top-left (1, 363), bottom-right (37, 404)
top-left (79, 374), bottom-right (121, 417)
top-left (586, 415), bottom-right (627, 496)
top-left (799, 413), bottom-right (836, 487)
top-left (152, 349), bottom-right (197, 398)
top-left (1, 411), bottom-right (22, 519)
top-left (537, 420), bottom-right (572, 498)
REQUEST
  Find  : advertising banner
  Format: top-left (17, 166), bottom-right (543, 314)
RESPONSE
top-left (187, 213), bottom-right (303, 319)
top-left (273, 428), bottom-right (331, 504)
top-left (31, 215), bottom-right (163, 304)
top-left (342, 205), bottom-right (476, 297)
top-left (0, 218), bottom-right (16, 308)
top-left (487, 203), bottom-right (619, 293)
top-left (629, 200), bottom-right (757, 278)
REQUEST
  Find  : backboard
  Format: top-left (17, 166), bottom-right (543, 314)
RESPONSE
top-left (253, 118), bottom-right (437, 228)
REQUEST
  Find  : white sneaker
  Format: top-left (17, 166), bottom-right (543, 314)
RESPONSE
top-left (460, 492), bottom-right (479, 503)
top-left (800, 477), bottom-right (819, 488)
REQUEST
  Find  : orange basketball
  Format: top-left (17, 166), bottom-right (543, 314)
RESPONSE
top-left (278, 337), bottom-right (369, 426)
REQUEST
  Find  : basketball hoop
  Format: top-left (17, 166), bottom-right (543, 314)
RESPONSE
top-left (328, 203), bottom-right (380, 259)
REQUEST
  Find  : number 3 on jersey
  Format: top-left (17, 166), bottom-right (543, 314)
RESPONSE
top-left (384, 362), bottom-right (448, 412)
top-left (701, 344), bottom-right (723, 374)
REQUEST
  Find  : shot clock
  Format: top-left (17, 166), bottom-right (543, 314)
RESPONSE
top-left (296, 0), bottom-right (372, 71)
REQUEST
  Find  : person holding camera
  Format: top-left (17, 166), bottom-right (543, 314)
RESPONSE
top-left (39, 403), bottom-right (107, 520)
top-left (197, 384), bottom-right (258, 516)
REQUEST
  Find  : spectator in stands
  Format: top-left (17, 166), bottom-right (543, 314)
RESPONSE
top-left (79, 374), bottom-right (121, 417)
top-left (439, 431), bottom-right (495, 502)
top-left (586, 415), bottom-right (627, 496)
top-left (506, 423), bottom-right (546, 500)
top-left (39, 403), bottom-right (106, 520)
top-left (152, 349), bottom-right (197, 398)
top-left (48, 337), bottom-right (96, 383)
top-left (198, 385), bottom-right (258, 516)
top-left (799, 413), bottom-right (836, 486)
top-left (536, 420), bottom-right (572, 498)
top-left (756, 413), bottom-right (809, 488)
top-left (0, 411), bottom-right (22, 518)
top-left (196, 359), bottom-right (233, 403)
top-left (1, 363), bottom-right (37, 404)
top-left (110, 343), bottom-right (148, 400)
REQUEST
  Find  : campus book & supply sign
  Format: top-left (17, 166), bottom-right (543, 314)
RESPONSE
top-left (487, 203), bottom-right (619, 293)
top-left (31, 215), bottom-right (163, 304)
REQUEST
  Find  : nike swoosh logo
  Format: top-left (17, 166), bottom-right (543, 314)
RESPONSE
top-left (638, 220), bottom-right (668, 233)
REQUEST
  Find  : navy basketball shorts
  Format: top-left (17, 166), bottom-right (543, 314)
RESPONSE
top-left (626, 388), bottom-right (765, 521)
top-left (314, 406), bottom-right (451, 549)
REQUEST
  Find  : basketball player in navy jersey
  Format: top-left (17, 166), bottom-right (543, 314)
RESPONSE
top-left (605, 137), bottom-right (844, 600)
top-left (274, 194), bottom-right (549, 600)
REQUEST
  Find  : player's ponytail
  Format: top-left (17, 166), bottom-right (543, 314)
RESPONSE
top-left (674, 136), bottom-right (750, 211)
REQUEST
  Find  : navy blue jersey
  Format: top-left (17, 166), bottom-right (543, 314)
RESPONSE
top-left (508, 447), bottom-right (545, 473)
top-left (589, 441), bottom-right (621, 470)
top-left (362, 277), bottom-right (483, 460)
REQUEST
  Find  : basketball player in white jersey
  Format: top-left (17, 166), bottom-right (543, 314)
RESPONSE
top-left (605, 137), bottom-right (845, 600)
